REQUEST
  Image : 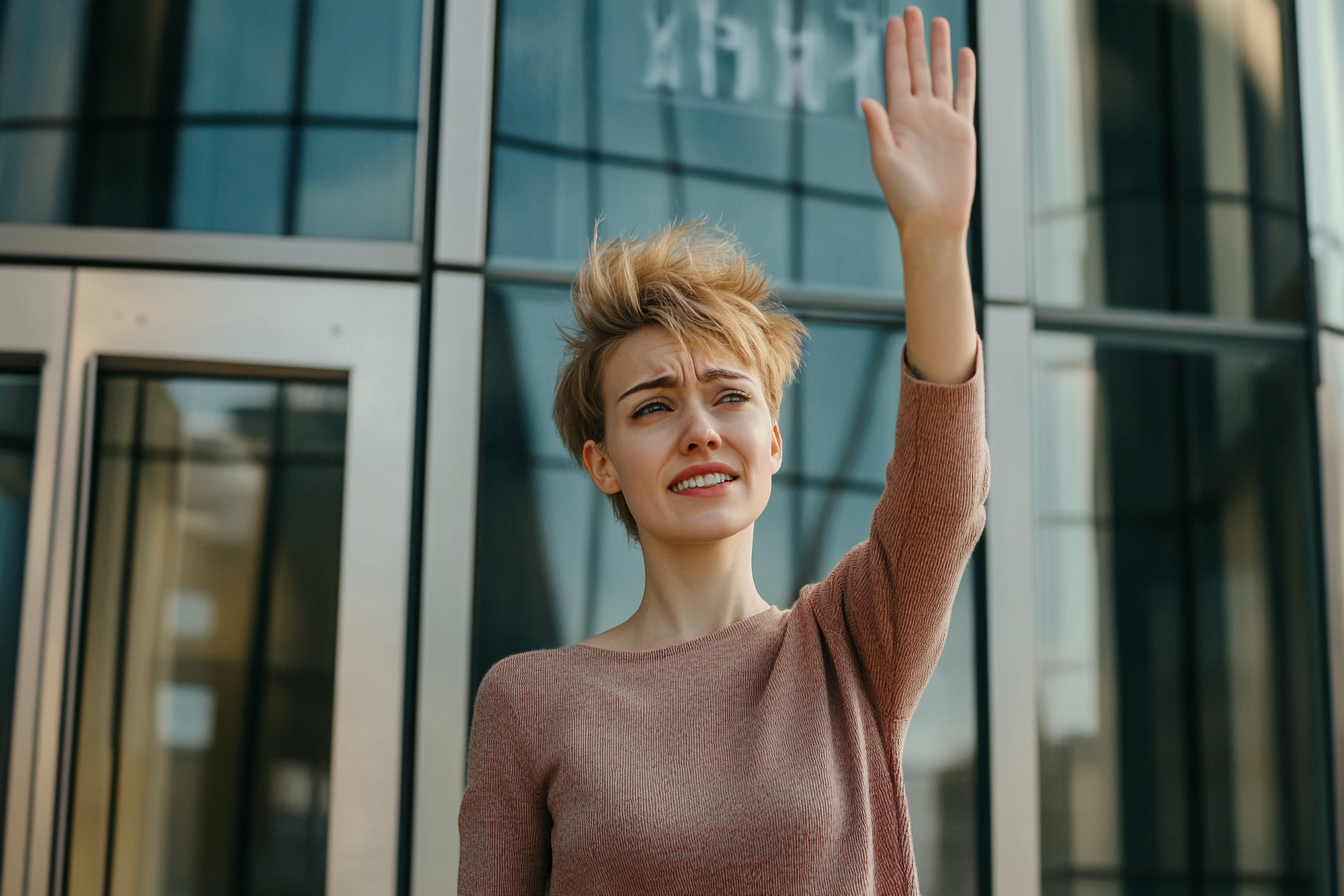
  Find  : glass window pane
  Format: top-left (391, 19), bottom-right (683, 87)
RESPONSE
top-left (0, 0), bottom-right (420, 238)
top-left (172, 127), bottom-right (288, 235)
top-left (0, 370), bottom-right (40, 875)
top-left (0, 0), bottom-right (87, 118)
top-left (181, 0), bottom-right (298, 114)
top-left (305, 0), bottom-right (422, 119)
top-left (1033, 332), bottom-right (1333, 895)
top-left (489, 0), bottom-right (972, 296)
top-left (0, 130), bottom-right (74, 224)
top-left (1027, 0), bottom-right (1306, 320)
top-left (472, 281), bottom-right (981, 896)
top-left (296, 128), bottom-right (416, 241)
top-left (66, 372), bottom-right (348, 896)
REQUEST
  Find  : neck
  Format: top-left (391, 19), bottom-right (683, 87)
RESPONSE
top-left (622, 525), bottom-right (770, 650)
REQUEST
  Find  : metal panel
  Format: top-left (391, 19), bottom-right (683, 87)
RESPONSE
top-left (0, 268), bottom-right (73, 896)
top-left (411, 272), bottom-right (484, 895)
top-left (984, 302), bottom-right (1040, 896)
top-left (1317, 330), bottom-right (1344, 896)
top-left (977, 0), bottom-right (1030, 303)
top-left (0, 225), bottom-right (419, 277)
top-left (24, 270), bottom-right (419, 896)
top-left (435, 0), bottom-right (500, 267)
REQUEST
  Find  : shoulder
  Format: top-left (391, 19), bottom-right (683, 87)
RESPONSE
top-left (476, 648), bottom-right (569, 708)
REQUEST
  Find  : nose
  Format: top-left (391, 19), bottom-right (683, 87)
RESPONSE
top-left (679, 403), bottom-right (721, 455)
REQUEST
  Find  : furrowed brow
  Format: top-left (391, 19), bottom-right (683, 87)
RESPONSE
top-left (616, 368), bottom-right (751, 404)
top-left (617, 374), bottom-right (678, 404)
top-left (699, 368), bottom-right (749, 383)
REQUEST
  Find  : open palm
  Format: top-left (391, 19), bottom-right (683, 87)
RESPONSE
top-left (860, 8), bottom-right (977, 239)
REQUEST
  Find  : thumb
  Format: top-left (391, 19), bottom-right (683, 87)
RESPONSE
top-left (860, 98), bottom-right (896, 161)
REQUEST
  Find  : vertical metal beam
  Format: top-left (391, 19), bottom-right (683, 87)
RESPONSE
top-left (977, 0), bottom-right (1030, 303)
top-left (984, 303), bottom-right (1040, 896)
top-left (0, 268), bottom-right (73, 896)
top-left (436, 0), bottom-right (500, 267)
top-left (412, 272), bottom-right (485, 895)
top-left (1317, 331), bottom-right (1344, 896)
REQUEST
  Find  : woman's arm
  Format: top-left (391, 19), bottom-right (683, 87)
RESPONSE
top-left (801, 7), bottom-right (985, 728)
top-left (458, 666), bottom-right (551, 895)
top-left (861, 7), bottom-right (977, 385)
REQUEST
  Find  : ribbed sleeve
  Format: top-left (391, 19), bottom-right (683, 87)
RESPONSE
top-left (458, 666), bottom-right (552, 894)
top-left (815, 338), bottom-right (989, 725)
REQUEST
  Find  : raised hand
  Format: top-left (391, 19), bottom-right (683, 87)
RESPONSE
top-left (860, 8), bottom-right (976, 241)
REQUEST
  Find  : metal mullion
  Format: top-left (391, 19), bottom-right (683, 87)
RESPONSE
top-left (412, 271), bottom-right (485, 895)
top-left (984, 303), bottom-right (1041, 896)
top-left (434, 0), bottom-right (500, 266)
top-left (0, 268), bottom-right (73, 896)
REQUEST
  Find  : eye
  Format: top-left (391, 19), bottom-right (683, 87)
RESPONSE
top-left (718, 390), bottom-right (750, 405)
top-left (632, 399), bottom-right (670, 419)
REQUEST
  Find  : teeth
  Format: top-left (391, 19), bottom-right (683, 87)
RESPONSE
top-left (672, 472), bottom-right (735, 492)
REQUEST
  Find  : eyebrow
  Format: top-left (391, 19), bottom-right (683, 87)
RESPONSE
top-left (617, 368), bottom-right (749, 404)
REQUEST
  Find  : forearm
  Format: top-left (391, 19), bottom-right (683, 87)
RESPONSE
top-left (900, 228), bottom-right (977, 384)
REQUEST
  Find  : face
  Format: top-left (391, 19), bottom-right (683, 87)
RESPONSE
top-left (582, 326), bottom-right (782, 546)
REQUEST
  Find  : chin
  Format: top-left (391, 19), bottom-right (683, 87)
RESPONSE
top-left (649, 512), bottom-right (756, 546)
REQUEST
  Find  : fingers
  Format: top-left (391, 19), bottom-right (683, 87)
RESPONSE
top-left (905, 7), bottom-right (930, 96)
top-left (930, 17), bottom-right (952, 102)
top-left (954, 47), bottom-right (977, 120)
top-left (884, 15), bottom-right (910, 105)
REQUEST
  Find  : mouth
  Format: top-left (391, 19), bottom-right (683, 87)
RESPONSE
top-left (670, 472), bottom-right (738, 493)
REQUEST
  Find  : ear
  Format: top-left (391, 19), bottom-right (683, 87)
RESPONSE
top-left (770, 421), bottom-right (783, 475)
top-left (582, 440), bottom-right (623, 495)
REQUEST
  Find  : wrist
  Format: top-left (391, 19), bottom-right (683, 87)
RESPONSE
top-left (897, 224), bottom-right (970, 254)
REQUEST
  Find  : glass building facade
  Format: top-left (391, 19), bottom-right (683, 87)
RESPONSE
top-left (0, 0), bottom-right (1340, 895)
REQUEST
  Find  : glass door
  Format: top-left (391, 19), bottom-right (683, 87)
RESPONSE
top-left (67, 371), bottom-right (348, 896)
top-left (0, 269), bottom-right (72, 896)
top-left (18, 270), bottom-right (417, 896)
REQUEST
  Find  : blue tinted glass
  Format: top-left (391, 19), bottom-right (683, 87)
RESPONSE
top-left (0, 131), bottom-right (73, 224)
top-left (306, 0), bottom-right (422, 118)
top-left (173, 126), bottom-right (288, 233)
top-left (488, 147), bottom-right (592, 264)
top-left (0, 0), bottom-right (87, 118)
top-left (182, 0), bottom-right (298, 113)
top-left (297, 128), bottom-right (416, 240)
top-left (0, 0), bottom-right (421, 237)
top-left (490, 0), bottom-right (971, 295)
top-left (801, 197), bottom-right (903, 289)
top-left (473, 281), bottom-right (980, 895)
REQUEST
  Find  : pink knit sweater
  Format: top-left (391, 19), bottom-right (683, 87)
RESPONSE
top-left (459, 344), bottom-right (989, 895)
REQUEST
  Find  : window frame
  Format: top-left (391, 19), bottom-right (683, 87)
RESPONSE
top-left (0, 0), bottom-right (439, 277)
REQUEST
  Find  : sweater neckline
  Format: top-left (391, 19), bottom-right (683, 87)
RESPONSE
top-left (564, 605), bottom-right (784, 661)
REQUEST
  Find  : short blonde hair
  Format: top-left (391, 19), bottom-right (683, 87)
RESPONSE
top-left (553, 220), bottom-right (807, 539)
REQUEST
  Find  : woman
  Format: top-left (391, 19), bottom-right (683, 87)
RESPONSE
top-left (459, 7), bottom-right (985, 893)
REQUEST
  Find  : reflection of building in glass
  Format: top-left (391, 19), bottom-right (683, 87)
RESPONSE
top-left (1, 0), bottom-right (1344, 894)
